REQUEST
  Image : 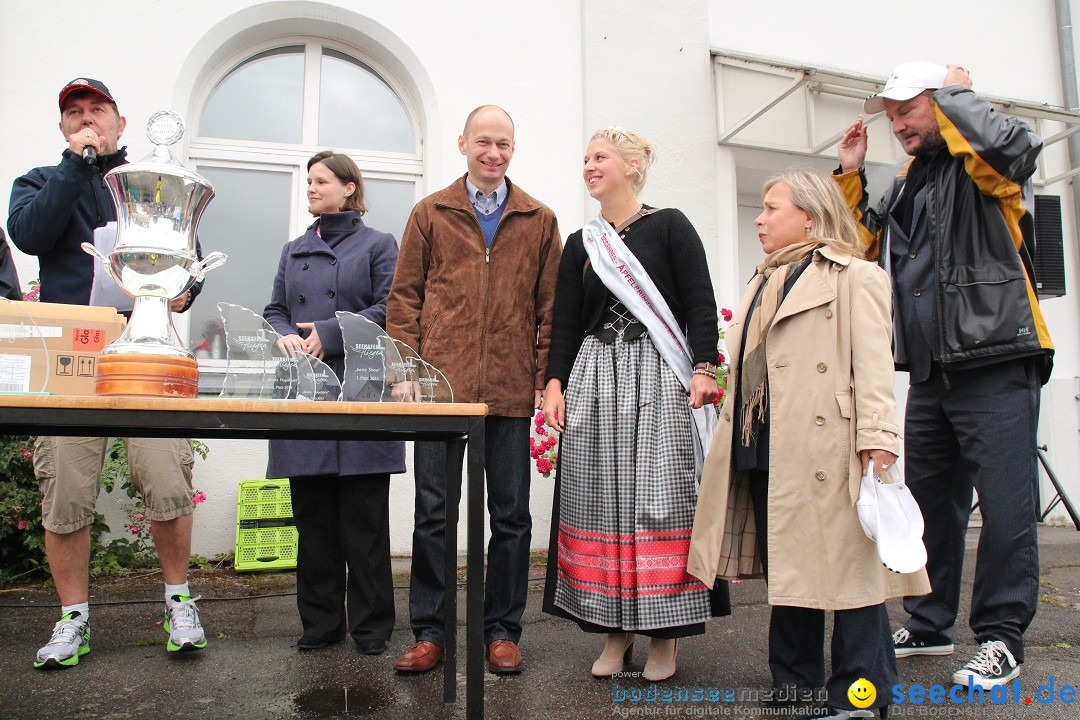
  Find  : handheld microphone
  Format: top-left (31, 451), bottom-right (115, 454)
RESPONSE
top-left (82, 146), bottom-right (97, 166)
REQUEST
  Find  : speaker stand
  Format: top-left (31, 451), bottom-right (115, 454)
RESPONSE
top-left (1038, 445), bottom-right (1080, 531)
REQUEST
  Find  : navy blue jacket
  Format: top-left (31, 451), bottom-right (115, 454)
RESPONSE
top-left (1, 229), bottom-right (20, 300)
top-left (263, 210), bottom-right (405, 478)
top-left (7, 148), bottom-right (203, 309)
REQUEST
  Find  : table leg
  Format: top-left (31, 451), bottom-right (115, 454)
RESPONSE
top-left (443, 437), bottom-right (465, 704)
top-left (466, 417), bottom-right (486, 720)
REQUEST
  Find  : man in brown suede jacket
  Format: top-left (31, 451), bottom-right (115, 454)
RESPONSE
top-left (386, 105), bottom-right (561, 675)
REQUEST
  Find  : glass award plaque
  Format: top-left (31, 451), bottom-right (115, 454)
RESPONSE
top-left (389, 338), bottom-right (454, 403)
top-left (337, 311), bottom-right (453, 403)
top-left (217, 303), bottom-right (340, 401)
top-left (337, 311), bottom-right (403, 402)
top-left (295, 352), bottom-right (342, 402)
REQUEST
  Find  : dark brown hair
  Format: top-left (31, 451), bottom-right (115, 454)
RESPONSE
top-left (307, 150), bottom-right (366, 214)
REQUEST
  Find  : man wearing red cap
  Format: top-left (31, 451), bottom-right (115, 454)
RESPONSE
top-left (834, 62), bottom-right (1053, 695)
top-left (7, 78), bottom-right (207, 669)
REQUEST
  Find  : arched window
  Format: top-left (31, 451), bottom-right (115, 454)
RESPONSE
top-left (185, 40), bottom-right (421, 359)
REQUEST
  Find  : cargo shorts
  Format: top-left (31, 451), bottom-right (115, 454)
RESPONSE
top-left (34, 436), bottom-right (195, 533)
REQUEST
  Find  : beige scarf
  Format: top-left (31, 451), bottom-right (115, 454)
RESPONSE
top-left (739, 241), bottom-right (818, 446)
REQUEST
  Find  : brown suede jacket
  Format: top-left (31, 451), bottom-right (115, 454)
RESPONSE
top-left (386, 175), bottom-right (561, 417)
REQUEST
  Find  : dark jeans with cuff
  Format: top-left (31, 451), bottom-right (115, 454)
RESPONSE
top-left (408, 416), bottom-right (532, 646)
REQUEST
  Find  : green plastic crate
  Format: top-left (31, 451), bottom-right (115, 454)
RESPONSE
top-left (237, 479), bottom-right (293, 520)
top-left (234, 480), bottom-right (298, 571)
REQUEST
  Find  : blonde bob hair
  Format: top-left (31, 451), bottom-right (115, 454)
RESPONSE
top-left (590, 126), bottom-right (655, 195)
top-left (762, 168), bottom-right (864, 259)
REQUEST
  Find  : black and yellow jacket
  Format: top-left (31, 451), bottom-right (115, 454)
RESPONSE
top-left (834, 86), bottom-right (1053, 381)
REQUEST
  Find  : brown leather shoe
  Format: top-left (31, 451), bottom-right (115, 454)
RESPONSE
top-left (394, 641), bottom-right (444, 673)
top-left (486, 640), bottom-right (524, 673)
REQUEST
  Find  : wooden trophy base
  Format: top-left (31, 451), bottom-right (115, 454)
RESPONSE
top-left (95, 353), bottom-right (200, 398)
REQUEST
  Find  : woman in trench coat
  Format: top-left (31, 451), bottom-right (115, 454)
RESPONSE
top-left (687, 169), bottom-right (929, 719)
top-left (264, 150), bottom-right (405, 655)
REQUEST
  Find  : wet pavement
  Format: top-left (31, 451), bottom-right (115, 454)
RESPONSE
top-left (0, 525), bottom-right (1077, 719)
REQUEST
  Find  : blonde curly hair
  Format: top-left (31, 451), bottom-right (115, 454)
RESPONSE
top-left (590, 126), bottom-right (655, 195)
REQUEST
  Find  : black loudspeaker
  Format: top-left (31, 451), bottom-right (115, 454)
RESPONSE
top-left (1033, 194), bottom-right (1066, 298)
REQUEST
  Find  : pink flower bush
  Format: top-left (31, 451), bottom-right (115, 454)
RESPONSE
top-left (714, 308), bottom-right (733, 416)
top-left (531, 410), bottom-right (560, 478)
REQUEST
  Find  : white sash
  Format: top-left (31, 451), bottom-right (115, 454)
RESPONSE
top-left (580, 214), bottom-right (715, 479)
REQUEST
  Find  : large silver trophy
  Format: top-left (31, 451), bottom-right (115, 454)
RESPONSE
top-left (82, 111), bottom-right (226, 397)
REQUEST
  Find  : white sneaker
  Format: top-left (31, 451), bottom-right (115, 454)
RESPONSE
top-left (34, 611), bottom-right (91, 669)
top-left (165, 594), bottom-right (206, 652)
top-left (951, 640), bottom-right (1021, 687)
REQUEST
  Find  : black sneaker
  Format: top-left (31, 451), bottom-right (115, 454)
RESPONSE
top-left (951, 640), bottom-right (1021, 688)
top-left (892, 627), bottom-right (955, 658)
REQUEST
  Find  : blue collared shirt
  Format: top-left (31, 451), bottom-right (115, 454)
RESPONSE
top-left (465, 177), bottom-right (507, 216)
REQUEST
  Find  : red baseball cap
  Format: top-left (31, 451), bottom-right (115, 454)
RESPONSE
top-left (59, 78), bottom-right (115, 110)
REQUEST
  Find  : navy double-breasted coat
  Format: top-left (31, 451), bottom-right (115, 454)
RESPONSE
top-left (263, 210), bottom-right (405, 479)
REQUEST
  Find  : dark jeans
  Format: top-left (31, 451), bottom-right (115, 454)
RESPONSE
top-left (749, 471), bottom-right (898, 711)
top-left (902, 359), bottom-right (1040, 662)
top-left (409, 416), bottom-right (531, 645)
top-left (290, 473), bottom-right (394, 644)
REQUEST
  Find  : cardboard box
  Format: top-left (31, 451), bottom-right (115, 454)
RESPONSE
top-left (0, 301), bottom-right (125, 395)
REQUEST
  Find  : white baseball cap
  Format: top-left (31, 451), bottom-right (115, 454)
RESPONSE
top-left (856, 460), bottom-right (928, 575)
top-left (863, 62), bottom-right (948, 114)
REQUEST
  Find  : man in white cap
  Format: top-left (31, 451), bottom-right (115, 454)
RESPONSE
top-left (834, 62), bottom-right (1052, 692)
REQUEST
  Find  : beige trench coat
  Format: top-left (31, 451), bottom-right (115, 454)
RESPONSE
top-left (687, 245), bottom-right (930, 610)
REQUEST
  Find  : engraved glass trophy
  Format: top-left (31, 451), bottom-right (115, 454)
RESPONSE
top-left (218, 303), bottom-right (340, 401)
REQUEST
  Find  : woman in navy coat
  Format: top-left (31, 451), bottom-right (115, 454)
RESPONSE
top-left (264, 151), bottom-right (405, 654)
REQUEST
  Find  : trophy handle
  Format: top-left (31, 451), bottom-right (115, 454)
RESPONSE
top-left (189, 251), bottom-right (228, 282)
top-left (80, 242), bottom-right (116, 280)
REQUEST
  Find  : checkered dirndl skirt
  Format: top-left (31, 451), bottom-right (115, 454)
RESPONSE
top-left (552, 332), bottom-right (712, 631)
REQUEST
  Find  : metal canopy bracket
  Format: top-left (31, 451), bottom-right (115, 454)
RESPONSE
top-left (713, 48), bottom-right (1080, 185)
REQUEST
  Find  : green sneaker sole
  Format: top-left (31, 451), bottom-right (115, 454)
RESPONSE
top-left (166, 638), bottom-right (207, 652)
top-left (164, 619), bottom-right (206, 652)
top-left (33, 642), bottom-right (89, 669)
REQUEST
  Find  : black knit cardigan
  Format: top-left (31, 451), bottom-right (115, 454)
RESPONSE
top-left (544, 207), bottom-right (719, 386)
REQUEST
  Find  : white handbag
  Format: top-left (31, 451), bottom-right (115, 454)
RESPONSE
top-left (856, 459), bottom-right (927, 574)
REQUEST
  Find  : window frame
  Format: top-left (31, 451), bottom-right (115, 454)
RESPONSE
top-left (187, 37), bottom-right (424, 242)
top-left (182, 37), bottom-right (423, 366)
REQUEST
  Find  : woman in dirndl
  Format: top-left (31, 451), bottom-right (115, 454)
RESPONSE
top-left (541, 126), bottom-right (729, 681)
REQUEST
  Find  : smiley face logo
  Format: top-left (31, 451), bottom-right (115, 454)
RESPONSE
top-left (848, 678), bottom-right (876, 709)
